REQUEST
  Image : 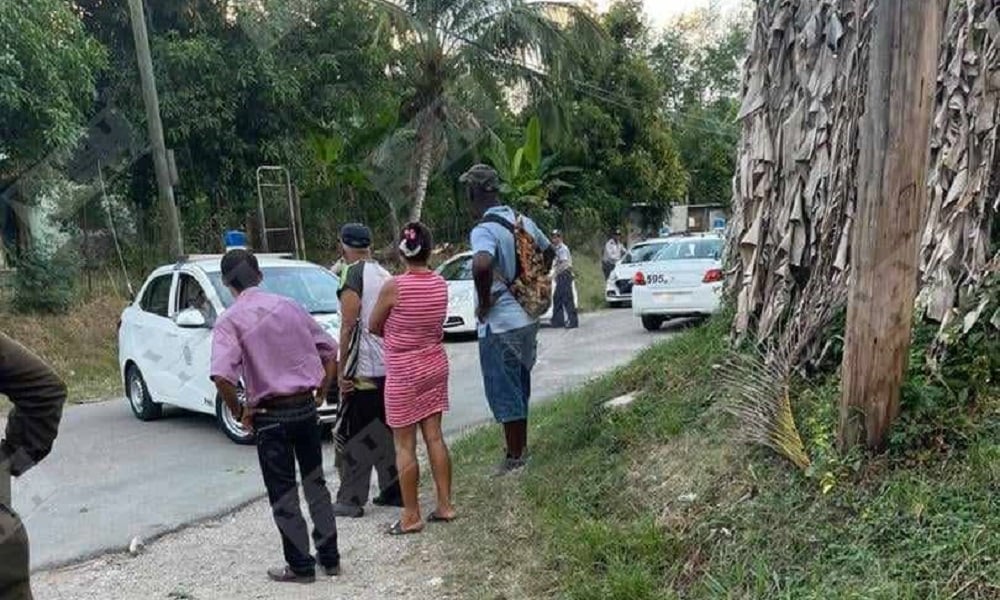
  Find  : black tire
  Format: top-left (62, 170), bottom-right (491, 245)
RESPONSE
top-left (216, 396), bottom-right (255, 445)
top-left (641, 315), bottom-right (665, 332)
top-left (126, 366), bottom-right (162, 421)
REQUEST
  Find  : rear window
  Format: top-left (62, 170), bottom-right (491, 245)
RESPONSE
top-left (140, 274), bottom-right (172, 317)
top-left (623, 242), bottom-right (668, 264)
top-left (654, 239), bottom-right (723, 261)
top-left (209, 266), bottom-right (340, 314)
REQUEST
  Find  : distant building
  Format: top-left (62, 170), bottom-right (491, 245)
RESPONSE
top-left (667, 204), bottom-right (728, 234)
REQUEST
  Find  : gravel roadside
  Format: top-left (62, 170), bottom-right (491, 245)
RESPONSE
top-left (32, 490), bottom-right (457, 600)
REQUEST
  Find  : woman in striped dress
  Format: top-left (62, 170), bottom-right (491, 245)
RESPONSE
top-left (370, 222), bottom-right (455, 534)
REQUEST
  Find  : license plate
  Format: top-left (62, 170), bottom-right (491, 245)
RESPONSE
top-left (654, 292), bottom-right (673, 301)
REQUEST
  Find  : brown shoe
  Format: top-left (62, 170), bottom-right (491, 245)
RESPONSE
top-left (267, 566), bottom-right (316, 584)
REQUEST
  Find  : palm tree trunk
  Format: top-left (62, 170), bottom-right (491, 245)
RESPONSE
top-left (409, 122), bottom-right (435, 223)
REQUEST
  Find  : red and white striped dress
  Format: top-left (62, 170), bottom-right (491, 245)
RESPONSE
top-left (384, 270), bottom-right (450, 428)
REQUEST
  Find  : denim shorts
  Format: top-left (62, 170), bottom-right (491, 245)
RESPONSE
top-left (478, 323), bottom-right (539, 423)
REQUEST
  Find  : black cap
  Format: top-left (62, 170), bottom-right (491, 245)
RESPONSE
top-left (340, 223), bottom-right (372, 249)
top-left (459, 164), bottom-right (500, 192)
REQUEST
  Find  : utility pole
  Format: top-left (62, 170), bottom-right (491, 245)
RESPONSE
top-left (127, 0), bottom-right (183, 257)
top-left (838, 0), bottom-right (943, 451)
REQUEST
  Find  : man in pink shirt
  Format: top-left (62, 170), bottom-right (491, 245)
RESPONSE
top-left (211, 249), bottom-right (340, 584)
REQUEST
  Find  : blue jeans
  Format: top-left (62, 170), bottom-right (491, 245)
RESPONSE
top-left (478, 323), bottom-right (539, 423)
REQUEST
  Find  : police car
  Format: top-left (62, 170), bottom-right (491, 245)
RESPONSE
top-left (117, 251), bottom-right (341, 444)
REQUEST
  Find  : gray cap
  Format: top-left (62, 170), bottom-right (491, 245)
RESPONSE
top-left (459, 164), bottom-right (500, 192)
top-left (340, 223), bottom-right (372, 249)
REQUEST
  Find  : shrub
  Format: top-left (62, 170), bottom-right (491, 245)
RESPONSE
top-left (11, 245), bottom-right (80, 314)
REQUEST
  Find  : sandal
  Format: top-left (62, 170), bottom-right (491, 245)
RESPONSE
top-left (387, 520), bottom-right (424, 536)
top-left (428, 511), bottom-right (457, 523)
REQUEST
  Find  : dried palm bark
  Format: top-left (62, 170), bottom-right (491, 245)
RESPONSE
top-left (728, 0), bottom-right (1000, 369)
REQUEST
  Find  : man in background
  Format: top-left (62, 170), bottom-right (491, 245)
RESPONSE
top-left (550, 230), bottom-right (579, 330)
top-left (211, 249), bottom-right (341, 584)
top-left (332, 223), bottom-right (402, 518)
top-left (602, 229), bottom-right (626, 280)
top-left (462, 163), bottom-right (553, 475)
top-left (1, 335), bottom-right (67, 600)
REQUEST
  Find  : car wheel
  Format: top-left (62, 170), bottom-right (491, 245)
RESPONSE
top-left (216, 389), bottom-right (255, 445)
top-left (126, 366), bottom-right (162, 421)
top-left (641, 315), bottom-right (665, 332)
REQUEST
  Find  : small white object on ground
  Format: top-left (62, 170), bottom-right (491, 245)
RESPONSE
top-left (128, 537), bottom-right (144, 556)
top-left (427, 577), bottom-right (444, 587)
top-left (678, 493), bottom-right (698, 503)
top-left (603, 392), bottom-right (637, 409)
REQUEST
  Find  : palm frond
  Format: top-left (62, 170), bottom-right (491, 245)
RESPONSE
top-left (715, 348), bottom-right (811, 470)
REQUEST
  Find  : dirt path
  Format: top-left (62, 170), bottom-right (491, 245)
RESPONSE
top-left (33, 494), bottom-right (457, 600)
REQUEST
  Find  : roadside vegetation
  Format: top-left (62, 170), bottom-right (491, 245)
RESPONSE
top-left (0, 282), bottom-right (125, 406)
top-left (438, 315), bottom-right (1000, 599)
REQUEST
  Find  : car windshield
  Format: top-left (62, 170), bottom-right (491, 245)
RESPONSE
top-left (623, 242), bottom-right (668, 264)
top-left (209, 266), bottom-right (340, 314)
top-left (438, 257), bottom-right (473, 281)
top-left (653, 239), bottom-right (724, 261)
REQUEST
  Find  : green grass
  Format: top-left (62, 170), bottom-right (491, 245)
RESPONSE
top-left (0, 291), bottom-right (126, 409)
top-left (436, 317), bottom-right (1000, 600)
top-left (573, 252), bottom-right (608, 313)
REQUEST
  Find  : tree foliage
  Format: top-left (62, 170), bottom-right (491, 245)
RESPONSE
top-left (0, 0), bottom-right (106, 181)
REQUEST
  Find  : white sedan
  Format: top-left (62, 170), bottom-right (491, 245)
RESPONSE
top-left (118, 255), bottom-right (341, 444)
top-left (604, 238), bottom-right (673, 307)
top-left (436, 251), bottom-right (578, 333)
top-left (631, 235), bottom-right (725, 331)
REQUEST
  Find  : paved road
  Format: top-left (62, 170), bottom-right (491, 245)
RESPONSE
top-left (11, 310), bottom-right (673, 570)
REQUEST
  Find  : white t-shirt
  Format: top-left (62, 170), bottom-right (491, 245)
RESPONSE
top-left (338, 260), bottom-right (390, 379)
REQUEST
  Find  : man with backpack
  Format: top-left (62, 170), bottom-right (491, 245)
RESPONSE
top-left (461, 164), bottom-right (554, 476)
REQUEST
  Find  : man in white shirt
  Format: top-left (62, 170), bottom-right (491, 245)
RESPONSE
top-left (602, 229), bottom-right (626, 280)
top-left (550, 230), bottom-right (578, 329)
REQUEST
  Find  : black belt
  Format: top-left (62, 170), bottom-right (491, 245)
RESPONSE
top-left (257, 393), bottom-right (315, 410)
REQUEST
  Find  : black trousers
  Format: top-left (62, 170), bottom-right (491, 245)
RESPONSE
top-left (551, 271), bottom-right (579, 328)
top-left (254, 403), bottom-right (339, 575)
top-left (335, 379), bottom-right (401, 507)
top-left (602, 261), bottom-right (615, 280)
top-left (0, 504), bottom-right (31, 600)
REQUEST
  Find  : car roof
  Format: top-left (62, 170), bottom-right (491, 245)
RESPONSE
top-left (147, 255), bottom-right (326, 278)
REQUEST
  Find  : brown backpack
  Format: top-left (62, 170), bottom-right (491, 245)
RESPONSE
top-left (481, 214), bottom-right (553, 319)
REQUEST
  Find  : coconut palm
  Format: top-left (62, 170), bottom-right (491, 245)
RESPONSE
top-left (371, 0), bottom-right (603, 222)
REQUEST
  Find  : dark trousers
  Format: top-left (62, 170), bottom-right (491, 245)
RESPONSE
top-left (551, 271), bottom-right (578, 328)
top-left (0, 504), bottom-right (31, 600)
top-left (602, 261), bottom-right (615, 280)
top-left (335, 379), bottom-right (401, 507)
top-left (255, 404), bottom-right (339, 575)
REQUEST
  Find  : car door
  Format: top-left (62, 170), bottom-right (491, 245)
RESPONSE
top-left (132, 272), bottom-right (179, 403)
top-left (171, 271), bottom-right (219, 414)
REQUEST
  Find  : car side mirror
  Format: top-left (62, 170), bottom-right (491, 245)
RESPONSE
top-left (176, 308), bottom-right (208, 328)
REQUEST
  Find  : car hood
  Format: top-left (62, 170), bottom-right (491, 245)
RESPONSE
top-left (313, 313), bottom-right (342, 338)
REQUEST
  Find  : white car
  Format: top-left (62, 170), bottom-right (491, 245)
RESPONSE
top-left (436, 251), bottom-right (578, 334)
top-left (605, 238), bottom-right (674, 307)
top-left (117, 254), bottom-right (341, 444)
top-left (631, 235), bottom-right (725, 331)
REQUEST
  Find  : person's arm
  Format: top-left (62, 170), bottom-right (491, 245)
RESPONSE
top-left (0, 335), bottom-right (67, 477)
top-left (369, 278), bottom-right (398, 337)
top-left (337, 289), bottom-right (361, 395)
top-left (471, 225), bottom-right (498, 322)
top-left (300, 304), bottom-right (339, 404)
top-left (210, 319), bottom-right (243, 421)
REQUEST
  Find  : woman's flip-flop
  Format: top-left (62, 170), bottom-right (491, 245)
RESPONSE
top-left (427, 511), bottom-right (457, 523)
top-left (387, 520), bottom-right (424, 536)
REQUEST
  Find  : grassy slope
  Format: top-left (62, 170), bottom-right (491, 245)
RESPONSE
top-left (437, 318), bottom-right (1000, 600)
top-left (0, 293), bottom-right (126, 405)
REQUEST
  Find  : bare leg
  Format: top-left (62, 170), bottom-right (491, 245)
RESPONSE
top-left (419, 413), bottom-right (455, 519)
top-left (392, 424), bottom-right (423, 531)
